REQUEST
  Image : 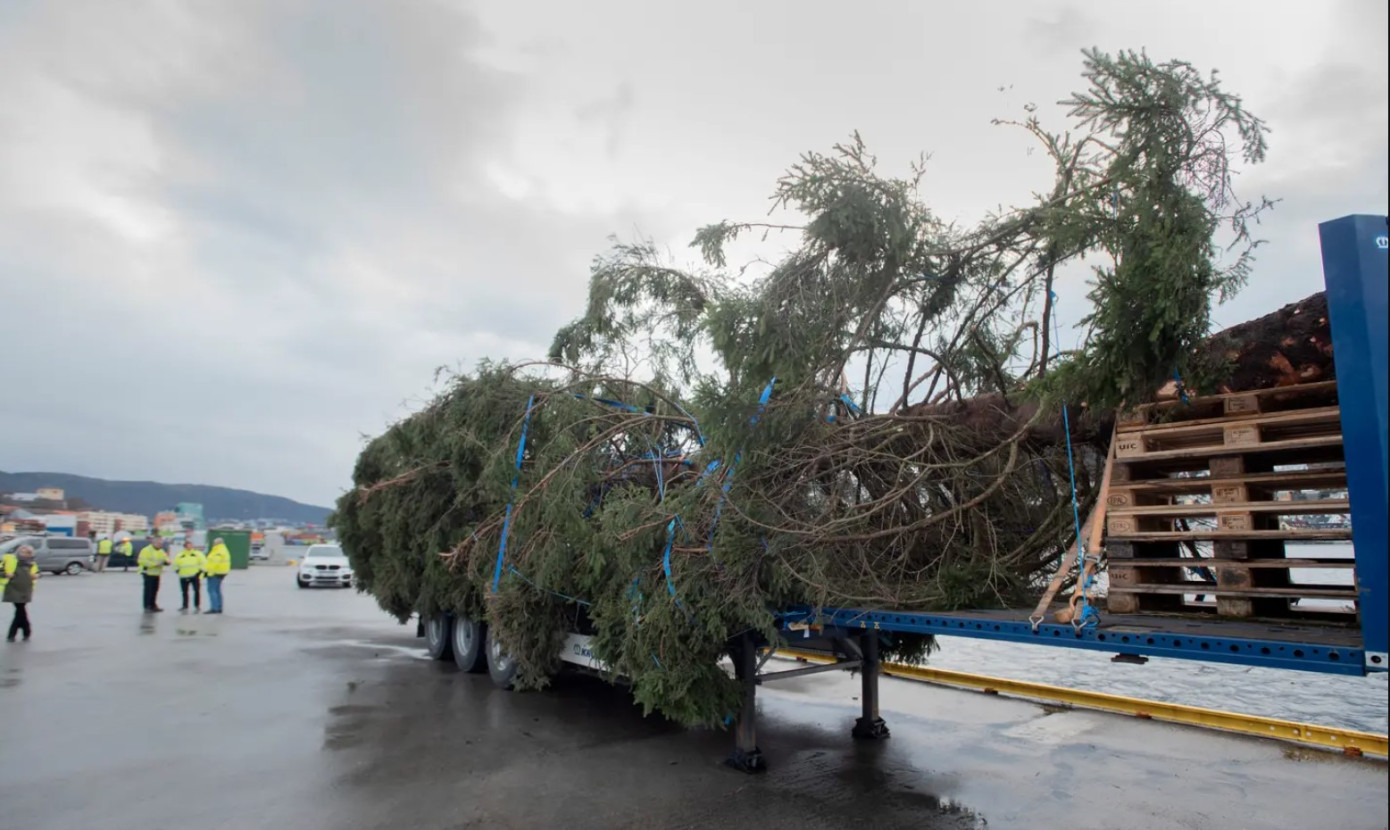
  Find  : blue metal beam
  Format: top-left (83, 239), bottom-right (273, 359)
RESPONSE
top-left (780, 607), bottom-right (1370, 676)
top-left (1319, 215), bottom-right (1389, 672)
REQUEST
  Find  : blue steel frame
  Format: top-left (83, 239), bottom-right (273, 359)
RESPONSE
top-left (1319, 215), bottom-right (1388, 672)
top-left (779, 607), bottom-right (1370, 676)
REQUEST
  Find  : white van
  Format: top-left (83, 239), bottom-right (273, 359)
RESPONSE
top-left (0, 535), bottom-right (95, 575)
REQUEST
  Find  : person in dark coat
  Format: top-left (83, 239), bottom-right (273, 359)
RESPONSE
top-left (2, 544), bottom-right (40, 642)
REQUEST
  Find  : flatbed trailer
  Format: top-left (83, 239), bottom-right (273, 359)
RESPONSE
top-left (709, 214), bottom-right (1386, 769)
top-left (416, 214), bottom-right (1387, 770)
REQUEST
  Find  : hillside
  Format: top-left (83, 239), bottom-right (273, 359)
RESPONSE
top-left (0, 471), bottom-right (332, 524)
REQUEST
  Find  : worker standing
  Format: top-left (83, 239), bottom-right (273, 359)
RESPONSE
top-left (118, 537), bottom-right (134, 572)
top-left (2, 544), bottom-right (40, 642)
top-left (138, 538), bottom-right (171, 613)
top-left (94, 536), bottom-right (113, 572)
top-left (174, 541), bottom-right (206, 612)
top-left (204, 537), bottom-right (230, 614)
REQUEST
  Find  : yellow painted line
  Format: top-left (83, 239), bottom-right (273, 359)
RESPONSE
top-left (777, 648), bottom-right (1387, 759)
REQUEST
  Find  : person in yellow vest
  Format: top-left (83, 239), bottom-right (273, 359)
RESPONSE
top-left (3, 544), bottom-right (41, 642)
top-left (118, 537), bottom-right (135, 572)
top-left (138, 537), bottom-right (172, 613)
top-left (94, 536), bottom-right (114, 572)
top-left (174, 541), bottom-right (207, 612)
top-left (205, 537), bottom-right (231, 614)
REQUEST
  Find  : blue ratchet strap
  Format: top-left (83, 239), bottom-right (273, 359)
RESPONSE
top-left (1050, 290), bottom-right (1100, 630)
top-left (1172, 370), bottom-right (1190, 405)
top-left (662, 517), bottom-right (679, 596)
top-left (491, 394), bottom-right (535, 592)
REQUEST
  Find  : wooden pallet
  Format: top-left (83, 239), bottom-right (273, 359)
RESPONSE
top-left (1116, 381), bottom-right (1339, 428)
top-left (1107, 536), bottom-right (1358, 618)
top-left (1106, 466), bottom-right (1347, 509)
top-left (1103, 381), bottom-right (1355, 620)
top-left (1113, 406), bottom-right (1343, 461)
top-left (1107, 498), bottom-right (1350, 537)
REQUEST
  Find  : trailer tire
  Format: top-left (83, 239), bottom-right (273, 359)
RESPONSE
top-left (486, 632), bottom-right (517, 690)
top-left (451, 615), bottom-right (487, 673)
top-left (424, 613), bottom-right (453, 661)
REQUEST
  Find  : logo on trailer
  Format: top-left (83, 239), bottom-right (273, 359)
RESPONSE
top-left (1376, 235), bottom-right (1389, 250)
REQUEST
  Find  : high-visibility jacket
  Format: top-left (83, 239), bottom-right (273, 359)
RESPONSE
top-left (138, 545), bottom-right (171, 576)
top-left (175, 548), bottom-right (206, 578)
top-left (1, 553), bottom-right (40, 595)
top-left (118, 540), bottom-right (133, 558)
top-left (97, 539), bottom-right (113, 555)
top-left (205, 544), bottom-right (231, 576)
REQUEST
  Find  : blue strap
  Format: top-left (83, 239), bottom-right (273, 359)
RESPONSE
top-left (1172, 370), bottom-right (1190, 404)
top-left (662, 517), bottom-right (679, 596)
top-left (491, 395), bottom-right (535, 592)
top-left (1050, 291), bottom-right (1098, 628)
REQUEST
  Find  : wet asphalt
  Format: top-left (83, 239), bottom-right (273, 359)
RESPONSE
top-left (0, 565), bottom-right (1385, 830)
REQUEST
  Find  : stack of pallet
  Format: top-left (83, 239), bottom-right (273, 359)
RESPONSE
top-left (1104, 380), bottom-right (1357, 620)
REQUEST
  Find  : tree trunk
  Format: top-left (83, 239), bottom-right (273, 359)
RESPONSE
top-left (1179, 291), bottom-right (1333, 396)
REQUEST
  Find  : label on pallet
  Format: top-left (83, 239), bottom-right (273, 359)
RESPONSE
top-left (1108, 566), bottom-right (1140, 587)
top-left (1223, 424), bottom-right (1260, 447)
top-left (1116, 436), bottom-right (1145, 458)
top-left (1107, 516), bottom-right (1139, 536)
top-left (1224, 395), bottom-right (1260, 415)
top-left (1212, 484), bottom-right (1247, 504)
top-left (1217, 513), bottom-right (1253, 532)
top-left (1107, 491), bottom-right (1134, 508)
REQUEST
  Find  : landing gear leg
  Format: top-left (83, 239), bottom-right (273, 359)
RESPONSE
top-left (851, 632), bottom-right (890, 740)
top-left (725, 633), bottom-right (767, 773)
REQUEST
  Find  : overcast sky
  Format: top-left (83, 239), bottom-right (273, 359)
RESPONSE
top-left (1, 0), bottom-right (1385, 508)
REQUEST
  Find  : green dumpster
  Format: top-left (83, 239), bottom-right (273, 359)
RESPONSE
top-left (209, 529), bottom-right (252, 570)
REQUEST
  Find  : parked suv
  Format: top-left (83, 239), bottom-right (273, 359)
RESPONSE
top-left (296, 544), bottom-right (354, 588)
top-left (0, 535), bottom-right (94, 575)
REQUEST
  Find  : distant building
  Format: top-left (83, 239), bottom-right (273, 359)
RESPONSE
top-left (116, 513), bottom-right (149, 532)
top-left (154, 511), bottom-right (178, 529)
top-left (7, 493), bottom-right (40, 503)
top-left (80, 511), bottom-right (150, 536)
top-left (175, 502), bottom-right (206, 530)
top-left (36, 487), bottom-right (64, 502)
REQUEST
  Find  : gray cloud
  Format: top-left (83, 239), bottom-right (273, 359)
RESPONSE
top-left (1, 0), bottom-right (1385, 507)
top-left (1025, 6), bottom-right (1095, 55)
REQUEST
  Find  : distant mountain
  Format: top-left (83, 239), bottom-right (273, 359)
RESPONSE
top-left (0, 471), bottom-right (331, 524)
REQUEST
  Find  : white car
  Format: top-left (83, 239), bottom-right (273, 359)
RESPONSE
top-left (296, 544), bottom-right (354, 589)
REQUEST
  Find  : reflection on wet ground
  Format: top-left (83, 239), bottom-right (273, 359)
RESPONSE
top-left (0, 568), bottom-right (1384, 830)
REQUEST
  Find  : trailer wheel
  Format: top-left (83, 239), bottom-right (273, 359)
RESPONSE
top-left (486, 632), bottom-right (517, 690)
top-left (424, 613), bottom-right (454, 661)
top-left (451, 615), bottom-right (487, 673)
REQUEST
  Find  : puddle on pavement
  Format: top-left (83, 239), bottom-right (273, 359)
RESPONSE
top-left (323, 703), bottom-right (384, 751)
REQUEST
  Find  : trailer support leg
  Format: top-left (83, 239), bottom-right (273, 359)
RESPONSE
top-left (851, 632), bottom-right (890, 740)
top-left (725, 634), bottom-right (767, 773)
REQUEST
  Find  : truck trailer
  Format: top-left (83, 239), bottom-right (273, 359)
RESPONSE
top-left (404, 215), bottom-right (1387, 770)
